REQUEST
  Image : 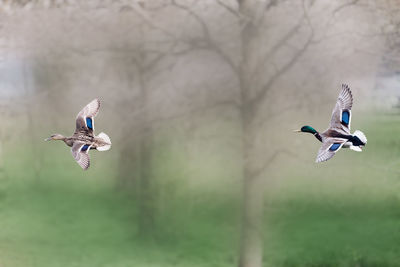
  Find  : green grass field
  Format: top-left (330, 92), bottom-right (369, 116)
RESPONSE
top-left (0, 113), bottom-right (399, 267)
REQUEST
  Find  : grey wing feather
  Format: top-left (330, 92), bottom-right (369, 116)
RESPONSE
top-left (71, 142), bottom-right (90, 170)
top-left (329, 84), bottom-right (353, 132)
top-left (316, 137), bottom-right (346, 163)
top-left (75, 99), bottom-right (100, 135)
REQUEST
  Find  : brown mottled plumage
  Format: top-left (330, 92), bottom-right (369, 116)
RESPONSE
top-left (45, 99), bottom-right (112, 170)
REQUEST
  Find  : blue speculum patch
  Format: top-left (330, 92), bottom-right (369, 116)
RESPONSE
top-left (81, 145), bottom-right (90, 152)
top-left (342, 110), bottom-right (350, 125)
top-left (329, 143), bottom-right (341, 151)
top-left (86, 117), bottom-right (93, 129)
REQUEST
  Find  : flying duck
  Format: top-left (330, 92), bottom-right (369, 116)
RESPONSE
top-left (45, 99), bottom-right (111, 170)
top-left (295, 84), bottom-right (367, 162)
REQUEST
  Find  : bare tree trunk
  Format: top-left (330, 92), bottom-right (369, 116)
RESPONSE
top-left (23, 59), bottom-right (43, 181)
top-left (115, 54), bottom-right (156, 237)
top-left (137, 119), bottom-right (155, 237)
top-left (238, 1), bottom-right (264, 266)
top-left (136, 59), bottom-right (156, 237)
top-left (116, 57), bottom-right (140, 191)
top-left (239, 113), bottom-right (265, 267)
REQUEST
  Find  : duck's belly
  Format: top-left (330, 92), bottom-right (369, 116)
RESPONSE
top-left (343, 141), bottom-right (353, 148)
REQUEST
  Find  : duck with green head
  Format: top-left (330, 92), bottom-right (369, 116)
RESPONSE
top-left (295, 84), bottom-right (367, 162)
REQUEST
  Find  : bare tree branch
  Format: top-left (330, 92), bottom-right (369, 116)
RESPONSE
top-left (250, 23), bottom-right (315, 110)
top-left (333, 0), bottom-right (360, 15)
top-left (254, 0), bottom-right (277, 26)
top-left (171, 0), bottom-right (212, 40)
top-left (216, 0), bottom-right (241, 18)
top-left (130, 1), bottom-right (177, 41)
top-left (171, 0), bottom-right (239, 74)
top-left (120, 99), bottom-right (240, 138)
top-left (252, 17), bottom-right (305, 80)
top-left (248, 149), bottom-right (301, 179)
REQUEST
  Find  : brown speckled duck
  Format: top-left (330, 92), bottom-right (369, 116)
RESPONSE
top-left (45, 99), bottom-right (111, 170)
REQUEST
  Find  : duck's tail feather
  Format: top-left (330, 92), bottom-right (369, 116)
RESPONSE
top-left (349, 145), bottom-right (362, 152)
top-left (97, 132), bottom-right (111, 151)
top-left (353, 130), bottom-right (367, 144)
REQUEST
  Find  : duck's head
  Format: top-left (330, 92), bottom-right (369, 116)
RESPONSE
top-left (294, 126), bottom-right (318, 134)
top-left (45, 134), bottom-right (65, 141)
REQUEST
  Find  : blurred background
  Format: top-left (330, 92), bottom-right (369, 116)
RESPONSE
top-left (0, 0), bottom-right (399, 266)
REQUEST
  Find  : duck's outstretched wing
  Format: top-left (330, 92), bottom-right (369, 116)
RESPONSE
top-left (75, 99), bottom-right (100, 136)
top-left (330, 84), bottom-right (353, 133)
top-left (71, 142), bottom-right (91, 170)
top-left (316, 137), bottom-right (346, 163)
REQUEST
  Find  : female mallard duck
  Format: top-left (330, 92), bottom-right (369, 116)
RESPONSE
top-left (45, 99), bottom-right (111, 170)
top-left (295, 84), bottom-right (367, 163)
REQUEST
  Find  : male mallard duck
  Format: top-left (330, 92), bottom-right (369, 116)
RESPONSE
top-left (295, 84), bottom-right (367, 162)
top-left (45, 99), bottom-right (112, 170)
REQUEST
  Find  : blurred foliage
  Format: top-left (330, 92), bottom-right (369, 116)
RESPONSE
top-left (0, 114), bottom-right (399, 266)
